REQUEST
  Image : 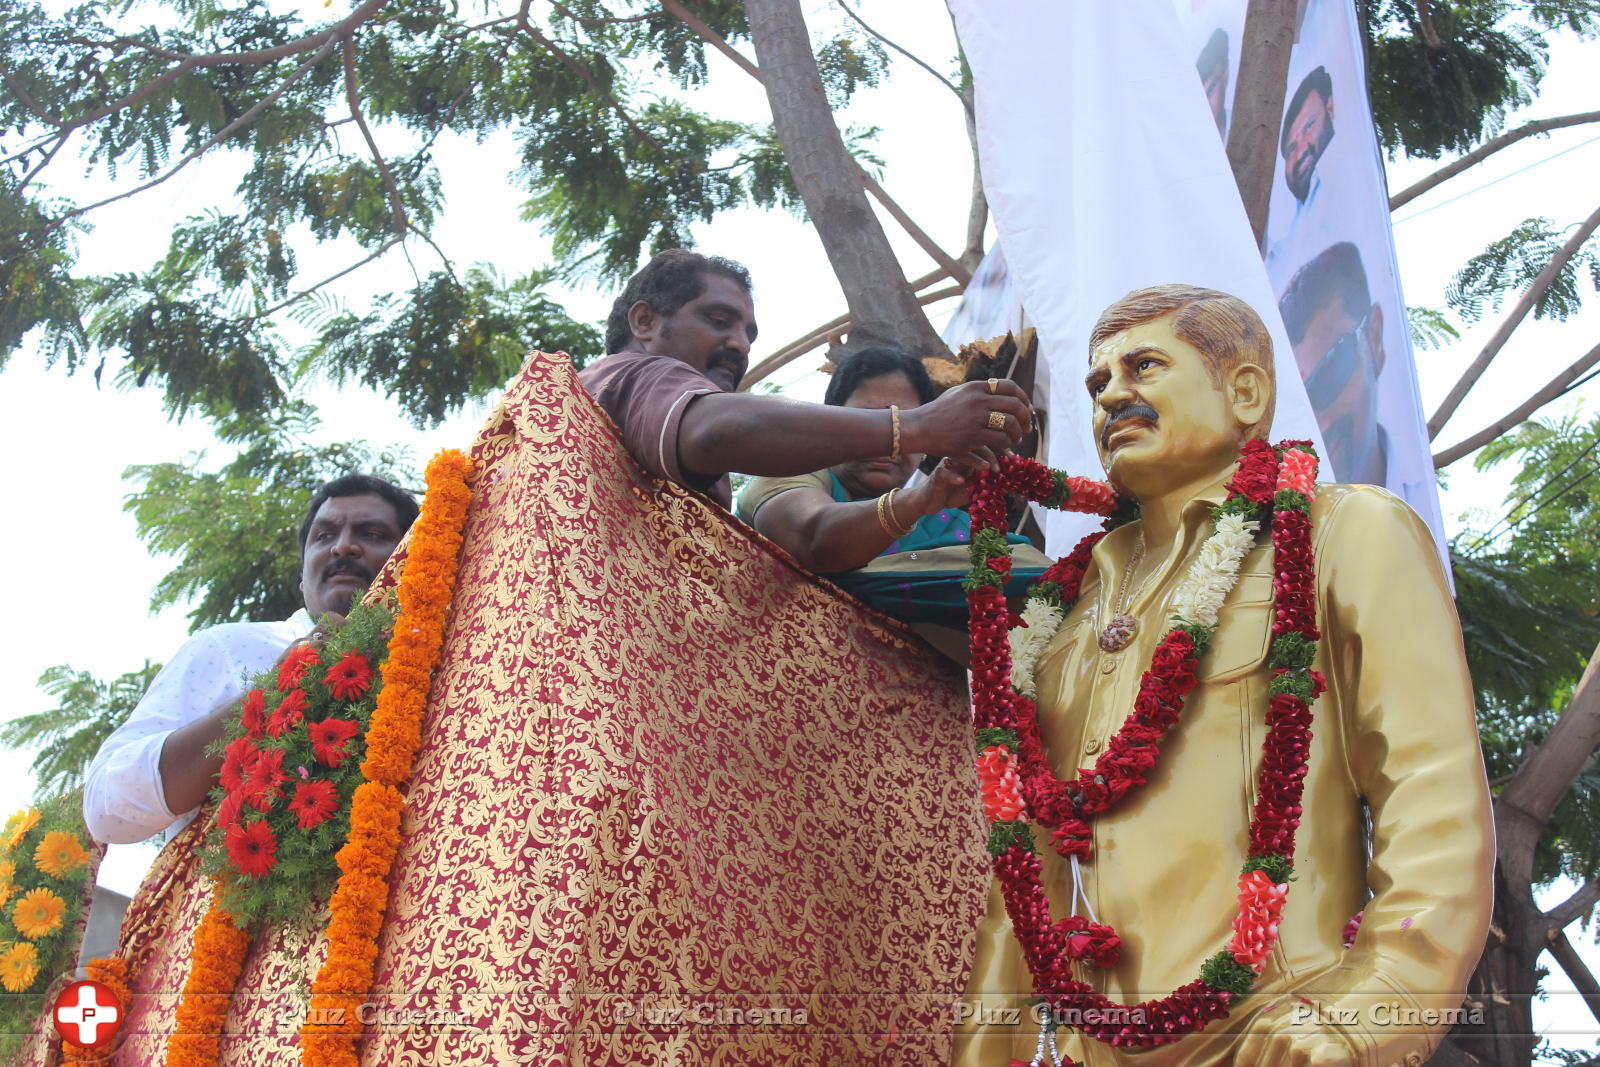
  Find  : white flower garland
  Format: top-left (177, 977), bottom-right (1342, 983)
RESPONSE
top-left (1008, 514), bottom-right (1260, 689)
top-left (1009, 596), bottom-right (1067, 696)
top-left (1170, 513), bottom-right (1260, 629)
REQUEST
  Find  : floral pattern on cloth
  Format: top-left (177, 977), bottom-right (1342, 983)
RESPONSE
top-left (109, 351), bottom-right (987, 1066)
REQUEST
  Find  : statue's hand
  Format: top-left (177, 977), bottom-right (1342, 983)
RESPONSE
top-left (1233, 1006), bottom-right (1361, 1067)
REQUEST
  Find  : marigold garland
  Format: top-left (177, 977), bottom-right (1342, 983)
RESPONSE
top-left (969, 444), bottom-right (1324, 1054)
top-left (301, 449), bottom-right (473, 1067)
top-left (164, 889), bottom-right (253, 1067)
top-left (63, 955), bottom-right (131, 1061)
top-left (159, 449), bottom-right (473, 1067)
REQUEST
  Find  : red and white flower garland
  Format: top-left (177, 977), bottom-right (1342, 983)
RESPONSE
top-left (964, 444), bottom-right (1323, 1055)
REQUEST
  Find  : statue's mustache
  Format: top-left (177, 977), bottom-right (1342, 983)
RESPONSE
top-left (1102, 403), bottom-right (1159, 447)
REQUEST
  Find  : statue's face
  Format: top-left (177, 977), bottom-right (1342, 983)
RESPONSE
top-left (1086, 316), bottom-right (1256, 498)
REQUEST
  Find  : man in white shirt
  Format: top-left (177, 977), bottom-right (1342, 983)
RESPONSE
top-left (83, 474), bottom-right (417, 845)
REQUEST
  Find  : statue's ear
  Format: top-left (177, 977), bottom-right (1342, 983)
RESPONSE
top-left (1228, 362), bottom-right (1272, 434)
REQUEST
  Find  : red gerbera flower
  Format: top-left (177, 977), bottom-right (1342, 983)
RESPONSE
top-left (219, 736), bottom-right (258, 794)
top-left (239, 688), bottom-right (267, 737)
top-left (217, 789), bottom-right (246, 831)
top-left (287, 779), bottom-right (341, 829)
top-left (323, 650), bottom-right (374, 702)
top-left (307, 718), bottom-right (360, 767)
top-left (224, 819), bottom-right (279, 878)
top-left (266, 689), bottom-right (309, 738)
top-left (245, 748), bottom-right (287, 811)
top-left (277, 644), bottom-right (321, 692)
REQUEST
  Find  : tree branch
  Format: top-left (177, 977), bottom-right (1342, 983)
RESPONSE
top-left (1433, 340), bottom-right (1600, 467)
top-left (249, 236), bottom-right (402, 321)
top-left (657, 0), bottom-right (761, 78)
top-left (739, 267), bottom-right (956, 389)
top-left (1546, 876), bottom-right (1600, 931)
top-left (1225, 0), bottom-right (1297, 245)
top-left (834, 0), bottom-right (969, 117)
top-left (0, 63), bottom-right (66, 127)
top-left (515, 17), bottom-right (666, 157)
top-left (22, 38), bottom-right (339, 246)
top-left (1497, 642), bottom-right (1600, 890)
top-left (1545, 928), bottom-right (1600, 1027)
top-left (1391, 111), bottom-right (1600, 211)
top-left (17, 129), bottom-right (71, 195)
top-left (548, 0), bottom-right (656, 25)
top-left (341, 35), bottom-right (406, 236)
top-left (1413, 0), bottom-right (1445, 50)
top-left (1428, 202), bottom-right (1600, 439)
top-left (659, 0), bottom-right (969, 287)
top-left (42, 0), bottom-right (391, 140)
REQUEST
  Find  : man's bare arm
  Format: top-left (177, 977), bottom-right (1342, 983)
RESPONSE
top-left (678, 379), bottom-right (1032, 478)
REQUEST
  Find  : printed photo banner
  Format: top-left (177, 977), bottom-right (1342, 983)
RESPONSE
top-left (947, 0), bottom-right (1448, 569)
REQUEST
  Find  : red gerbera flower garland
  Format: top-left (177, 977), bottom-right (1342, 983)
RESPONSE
top-left (966, 445), bottom-right (1323, 1053)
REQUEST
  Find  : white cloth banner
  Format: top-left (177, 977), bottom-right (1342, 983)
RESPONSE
top-left (947, 0), bottom-right (1326, 553)
top-left (947, 0), bottom-right (1448, 568)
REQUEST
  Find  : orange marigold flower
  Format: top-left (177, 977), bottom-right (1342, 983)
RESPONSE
top-left (13, 886), bottom-right (67, 939)
top-left (0, 941), bottom-right (39, 992)
top-left (34, 830), bottom-right (90, 878)
top-left (302, 449), bottom-right (471, 1067)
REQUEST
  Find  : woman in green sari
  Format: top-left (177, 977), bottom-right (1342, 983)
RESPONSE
top-left (737, 347), bottom-right (1050, 631)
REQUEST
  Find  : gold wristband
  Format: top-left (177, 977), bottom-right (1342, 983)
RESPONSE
top-left (877, 488), bottom-right (916, 540)
top-left (889, 404), bottom-right (902, 461)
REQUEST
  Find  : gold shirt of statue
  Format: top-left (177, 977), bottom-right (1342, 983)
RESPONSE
top-left (956, 287), bottom-right (1494, 1067)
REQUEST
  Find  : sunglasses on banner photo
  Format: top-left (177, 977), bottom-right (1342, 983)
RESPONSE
top-left (1304, 307), bottom-right (1377, 411)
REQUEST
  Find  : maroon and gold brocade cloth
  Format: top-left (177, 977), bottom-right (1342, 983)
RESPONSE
top-left (112, 351), bottom-right (988, 1065)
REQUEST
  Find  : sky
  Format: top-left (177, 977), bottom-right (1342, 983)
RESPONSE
top-left (2, 0), bottom-right (1598, 1055)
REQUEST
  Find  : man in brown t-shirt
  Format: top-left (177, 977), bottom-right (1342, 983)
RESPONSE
top-left (579, 249), bottom-right (1035, 507)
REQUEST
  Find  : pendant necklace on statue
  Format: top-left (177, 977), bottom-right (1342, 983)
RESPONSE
top-left (1098, 533), bottom-right (1146, 653)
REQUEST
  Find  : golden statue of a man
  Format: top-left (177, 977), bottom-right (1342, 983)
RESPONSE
top-left (957, 285), bottom-right (1494, 1066)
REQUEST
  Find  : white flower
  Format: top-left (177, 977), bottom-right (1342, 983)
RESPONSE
top-left (1009, 597), bottom-right (1066, 697)
top-left (1171, 515), bottom-right (1259, 629)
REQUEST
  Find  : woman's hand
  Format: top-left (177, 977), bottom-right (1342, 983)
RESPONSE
top-left (901, 449), bottom-right (993, 515)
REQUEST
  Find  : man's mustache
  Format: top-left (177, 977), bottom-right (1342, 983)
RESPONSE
top-left (707, 348), bottom-right (746, 386)
top-left (1102, 403), bottom-right (1159, 448)
top-left (323, 560), bottom-right (374, 584)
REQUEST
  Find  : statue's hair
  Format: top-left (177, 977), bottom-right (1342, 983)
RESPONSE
top-left (1088, 284), bottom-right (1276, 441)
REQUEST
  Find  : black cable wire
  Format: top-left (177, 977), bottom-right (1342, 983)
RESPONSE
top-left (1463, 433), bottom-right (1600, 553)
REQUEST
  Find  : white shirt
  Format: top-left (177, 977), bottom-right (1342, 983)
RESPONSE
top-left (82, 610), bottom-right (314, 845)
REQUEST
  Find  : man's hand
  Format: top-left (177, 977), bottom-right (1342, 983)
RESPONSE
top-left (299, 612), bottom-right (348, 653)
top-left (901, 380), bottom-right (1033, 457)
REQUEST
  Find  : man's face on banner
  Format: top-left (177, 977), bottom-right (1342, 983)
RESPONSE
top-left (1283, 89), bottom-right (1335, 203)
top-left (1292, 297), bottom-right (1387, 485)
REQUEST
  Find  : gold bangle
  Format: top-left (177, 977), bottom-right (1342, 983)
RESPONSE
top-left (888, 404), bottom-right (903, 460)
top-left (878, 488), bottom-right (916, 539)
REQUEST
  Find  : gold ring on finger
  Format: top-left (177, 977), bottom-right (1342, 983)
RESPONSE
top-left (987, 410), bottom-right (1007, 430)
